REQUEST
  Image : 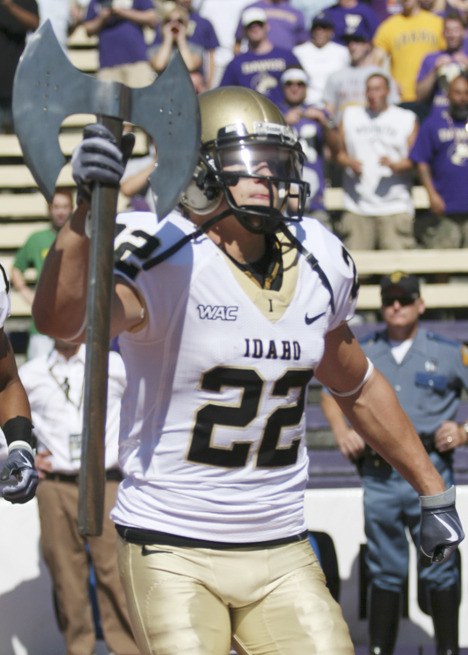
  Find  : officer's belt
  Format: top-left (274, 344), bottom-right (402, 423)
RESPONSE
top-left (363, 433), bottom-right (439, 469)
top-left (43, 469), bottom-right (123, 483)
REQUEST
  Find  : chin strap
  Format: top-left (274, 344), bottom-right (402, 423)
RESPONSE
top-left (142, 209), bottom-right (232, 271)
top-left (279, 223), bottom-right (336, 313)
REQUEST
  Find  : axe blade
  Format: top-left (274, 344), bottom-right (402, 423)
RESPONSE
top-left (13, 20), bottom-right (201, 216)
top-left (13, 21), bottom-right (201, 535)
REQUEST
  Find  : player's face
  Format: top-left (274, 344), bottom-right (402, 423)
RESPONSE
top-left (50, 193), bottom-right (73, 230)
top-left (219, 144), bottom-right (299, 210)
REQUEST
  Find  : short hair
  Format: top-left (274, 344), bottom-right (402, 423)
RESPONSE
top-left (366, 72), bottom-right (390, 89)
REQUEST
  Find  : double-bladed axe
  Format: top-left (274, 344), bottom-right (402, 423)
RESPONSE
top-left (12, 21), bottom-right (200, 535)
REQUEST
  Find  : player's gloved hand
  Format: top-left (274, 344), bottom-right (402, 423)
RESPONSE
top-left (0, 442), bottom-right (39, 504)
top-left (419, 485), bottom-right (464, 566)
top-left (71, 123), bottom-right (135, 202)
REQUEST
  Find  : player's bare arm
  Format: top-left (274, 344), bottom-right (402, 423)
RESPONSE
top-left (316, 321), bottom-right (445, 496)
top-left (33, 201), bottom-right (144, 342)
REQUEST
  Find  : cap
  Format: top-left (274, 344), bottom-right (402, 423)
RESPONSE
top-left (311, 12), bottom-right (334, 30)
top-left (380, 271), bottom-right (420, 300)
top-left (342, 22), bottom-right (372, 42)
top-left (242, 7), bottom-right (267, 27)
top-left (281, 67), bottom-right (309, 85)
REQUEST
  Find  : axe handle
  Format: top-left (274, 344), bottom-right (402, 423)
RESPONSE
top-left (78, 116), bottom-right (122, 536)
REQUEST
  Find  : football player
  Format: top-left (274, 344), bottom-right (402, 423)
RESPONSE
top-left (0, 262), bottom-right (38, 504)
top-left (33, 86), bottom-right (463, 655)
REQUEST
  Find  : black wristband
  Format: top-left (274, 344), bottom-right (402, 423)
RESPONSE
top-left (3, 416), bottom-right (35, 447)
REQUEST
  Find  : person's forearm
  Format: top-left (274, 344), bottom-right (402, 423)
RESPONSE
top-left (2, 0), bottom-right (39, 30)
top-left (11, 267), bottom-right (34, 306)
top-left (416, 70), bottom-right (437, 102)
top-left (84, 14), bottom-right (107, 36)
top-left (334, 368), bottom-right (446, 495)
top-left (32, 203), bottom-right (90, 341)
top-left (112, 7), bottom-right (157, 27)
top-left (150, 39), bottom-right (174, 73)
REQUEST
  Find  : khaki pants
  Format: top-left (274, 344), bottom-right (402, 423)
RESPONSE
top-left (117, 537), bottom-right (354, 655)
top-left (415, 212), bottom-right (468, 248)
top-left (97, 61), bottom-right (156, 88)
top-left (338, 211), bottom-right (416, 250)
top-left (37, 479), bottom-right (139, 655)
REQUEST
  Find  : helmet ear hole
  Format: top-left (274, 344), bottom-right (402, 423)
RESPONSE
top-left (180, 165), bottom-right (223, 215)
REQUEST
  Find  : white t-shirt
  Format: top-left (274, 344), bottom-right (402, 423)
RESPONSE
top-left (341, 104), bottom-right (416, 216)
top-left (293, 40), bottom-right (350, 105)
top-left (19, 346), bottom-right (126, 473)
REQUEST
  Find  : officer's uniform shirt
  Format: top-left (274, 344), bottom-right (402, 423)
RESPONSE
top-left (18, 346), bottom-right (126, 474)
top-left (111, 211), bottom-right (358, 543)
top-left (361, 327), bottom-right (468, 434)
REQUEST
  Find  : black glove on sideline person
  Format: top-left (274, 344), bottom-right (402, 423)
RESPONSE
top-left (71, 123), bottom-right (136, 202)
top-left (0, 442), bottom-right (39, 504)
top-left (419, 485), bottom-right (464, 565)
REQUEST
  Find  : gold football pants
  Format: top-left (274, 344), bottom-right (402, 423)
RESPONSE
top-left (117, 536), bottom-right (353, 655)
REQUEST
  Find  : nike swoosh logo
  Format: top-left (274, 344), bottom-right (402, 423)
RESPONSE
top-left (305, 311), bottom-right (326, 325)
top-left (434, 514), bottom-right (459, 543)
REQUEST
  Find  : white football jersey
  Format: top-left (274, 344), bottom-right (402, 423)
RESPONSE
top-left (111, 212), bottom-right (358, 543)
top-left (0, 262), bottom-right (11, 329)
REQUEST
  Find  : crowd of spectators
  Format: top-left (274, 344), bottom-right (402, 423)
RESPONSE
top-left (1, 0), bottom-right (467, 252)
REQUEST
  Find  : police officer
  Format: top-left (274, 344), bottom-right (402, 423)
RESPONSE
top-left (321, 270), bottom-right (467, 655)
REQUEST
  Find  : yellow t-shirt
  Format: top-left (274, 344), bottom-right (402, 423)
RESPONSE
top-left (373, 10), bottom-right (445, 101)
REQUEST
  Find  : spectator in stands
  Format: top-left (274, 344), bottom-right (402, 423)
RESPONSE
top-left (323, 21), bottom-right (400, 125)
top-left (219, 7), bottom-right (301, 106)
top-left (149, 3), bottom-right (203, 76)
top-left (278, 66), bottom-right (335, 230)
top-left (372, 0), bottom-right (445, 118)
top-left (293, 12), bottom-right (350, 106)
top-left (321, 270), bottom-right (466, 655)
top-left (233, 0), bottom-right (309, 53)
top-left (37, 0), bottom-right (83, 47)
top-left (150, 0), bottom-right (219, 88)
top-left (19, 338), bottom-right (139, 655)
top-left (416, 12), bottom-right (468, 111)
top-left (11, 188), bottom-right (73, 359)
top-left (0, 260), bottom-right (38, 504)
top-left (410, 72), bottom-right (468, 247)
top-left (321, 0), bottom-right (380, 45)
top-left (0, 0), bottom-right (39, 134)
top-left (83, 0), bottom-right (157, 87)
top-left (335, 72), bottom-right (418, 249)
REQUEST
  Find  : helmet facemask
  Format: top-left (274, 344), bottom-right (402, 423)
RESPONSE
top-left (196, 122), bottom-right (309, 234)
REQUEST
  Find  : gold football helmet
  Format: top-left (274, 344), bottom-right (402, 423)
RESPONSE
top-left (181, 87), bottom-right (309, 234)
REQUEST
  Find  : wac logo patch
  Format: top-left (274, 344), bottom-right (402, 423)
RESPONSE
top-left (197, 305), bottom-right (239, 321)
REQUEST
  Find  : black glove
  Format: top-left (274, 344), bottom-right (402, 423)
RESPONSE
top-left (71, 123), bottom-right (135, 202)
top-left (0, 443), bottom-right (39, 504)
top-left (419, 485), bottom-right (464, 565)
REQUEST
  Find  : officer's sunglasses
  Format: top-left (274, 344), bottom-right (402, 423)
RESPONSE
top-left (381, 295), bottom-right (416, 307)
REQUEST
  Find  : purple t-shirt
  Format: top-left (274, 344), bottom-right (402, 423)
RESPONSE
top-left (152, 10), bottom-right (219, 50)
top-left (417, 49), bottom-right (468, 108)
top-left (277, 102), bottom-right (328, 212)
top-left (220, 46), bottom-right (301, 105)
top-left (235, 1), bottom-right (309, 50)
top-left (322, 2), bottom-right (380, 45)
top-left (410, 108), bottom-right (468, 214)
top-left (86, 0), bottom-right (154, 68)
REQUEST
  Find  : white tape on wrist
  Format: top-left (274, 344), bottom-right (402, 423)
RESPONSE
top-left (8, 440), bottom-right (34, 456)
top-left (330, 357), bottom-right (374, 398)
